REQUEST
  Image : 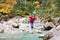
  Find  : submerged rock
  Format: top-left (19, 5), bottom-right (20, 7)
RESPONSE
top-left (39, 34), bottom-right (44, 38)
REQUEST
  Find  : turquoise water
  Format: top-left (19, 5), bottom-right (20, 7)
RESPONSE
top-left (20, 33), bottom-right (42, 40)
top-left (0, 31), bottom-right (48, 40)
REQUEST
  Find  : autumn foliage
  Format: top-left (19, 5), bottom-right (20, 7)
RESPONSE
top-left (33, 1), bottom-right (41, 9)
top-left (33, 1), bottom-right (40, 5)
top-left (0, 0), bottom-right (17, 13)
top-left (6, 0), bottom-right (17, 4)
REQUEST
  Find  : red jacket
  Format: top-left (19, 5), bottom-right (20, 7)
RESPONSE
top-left (29, 16), bottom-right (36, 23)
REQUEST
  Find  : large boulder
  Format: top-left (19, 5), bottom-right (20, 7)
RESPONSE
top-left (50, 30), bottom-right (60, 40)
top-left (50, 36), bottom-right (60, 40)
top-left (43, 25), bottom-right (60, 40)
top-left (43, 28), bottom-right (57, 40)
top-left (44, 22), bottom-right (56, 30)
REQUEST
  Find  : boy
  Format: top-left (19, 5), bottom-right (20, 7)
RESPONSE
top-left (29, 15), bottom-right (36, 33)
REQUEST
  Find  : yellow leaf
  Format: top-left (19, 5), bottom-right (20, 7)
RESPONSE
top-left (0, 9), bottom-right (3, 12)
top-left (35, 5), bottom-right (41, 9)
top-left (33, 1), bottom-right (40, 5)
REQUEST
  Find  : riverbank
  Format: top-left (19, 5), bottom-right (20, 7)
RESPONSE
top-left (0, 16), bottom-right (60, 40)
